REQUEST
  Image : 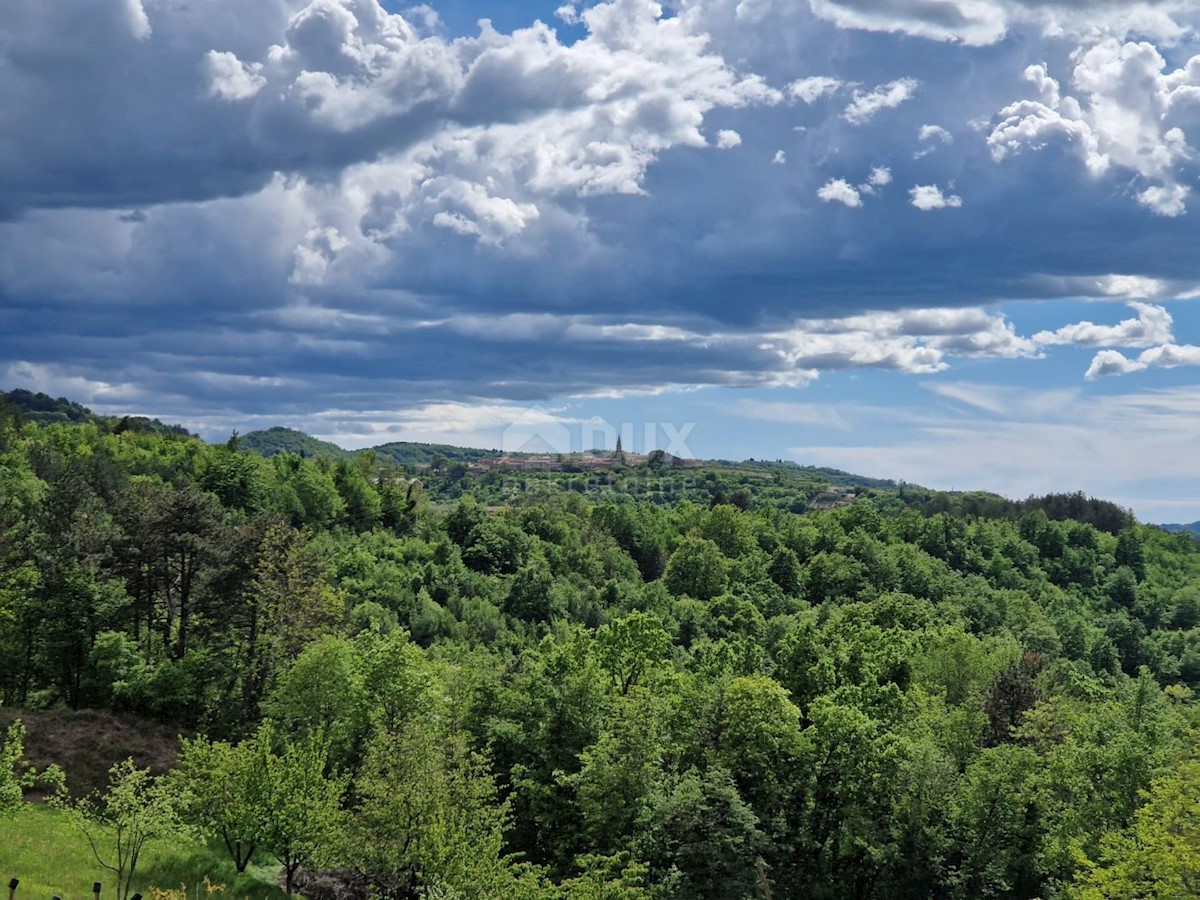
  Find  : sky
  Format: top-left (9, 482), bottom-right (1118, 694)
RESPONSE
top-left (4, 0), bottom-right (1200, 521)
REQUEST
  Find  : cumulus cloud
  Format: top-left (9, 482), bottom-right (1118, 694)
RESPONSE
top-left (858, 166), bottom-right (892, 196)
top-left (203, 51), bottom-right (266, 102)
top-left (7, 0), bottom-right (1200, 440)
top-left (990, 45), bottom-right (1200, 215)
top-left (909, 184), bottom-right (962, 210)
top-left (817, 178), bottom-right (863, 207)
top-left (1029, 273), bottom-right (1176, 301)
top-left (843, 78), bottom-right (919, 125)
top-left (918, 124), bottom-right (952, 143)
top-left (1035, 302), bottom-right (1174, 348)
top-left (0, 0), bottom-right (780, 217)
top-left (1138, 184), bottom-right (1189, 218)
top-left (124, 0), bottom-right (151, 40)
top-left (867, 167), bottom-right (892, 186)
top-left (761, 306), bottom-right (1037, 379)
top-left (1086, 343), bottom-right (1200, 379)
top-left (715, 129), bottom-right (743, 148)
top-left (1093, 275), bottom-right (1170, 299)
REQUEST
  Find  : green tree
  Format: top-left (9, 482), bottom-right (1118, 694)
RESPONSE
top-left (264, 635), bottom-right (368, 772)
top-left (699, 505), bottom-right (757, 558)
top-left (594, 612), bottom-right (671, 695)
top-left (636, 767), bottom-right (766, 900)
top-left (575, 688), bottom-right (666, 852)
top-left (948, 744), bottom-right (1042, 898)
top-left (1071, 754), bottom-right (1200, 898)
top-left (172, 728), bottom-right (271, 872)
top-left (72, 758), bottom-right (187, 900)
top-left (714, 674), bottom-right (803, 813)
top-left (347, 725), bottom-right (528, 897)
top-left (505, 552), bottom-right (559, 623)
top-left (259, 728), bottom-right (347, 896)
top-left (0, 719), bottom-right (29, 817)
top-left (664, 537), bottom-right (729, 601)
top-left (249, 522), bottom-right (344, 670)
top-left (334, 459), bottom-right (382, 530)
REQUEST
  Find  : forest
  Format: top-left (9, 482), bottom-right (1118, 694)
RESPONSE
top-left (2, 395), bottom-right (1200, 899)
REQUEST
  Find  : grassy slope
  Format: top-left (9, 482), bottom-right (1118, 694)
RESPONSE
top-left (0, 804), bottom-right (288, 899)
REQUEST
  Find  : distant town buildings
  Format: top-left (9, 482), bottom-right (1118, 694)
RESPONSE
top-left (454, 451), bottom-right (701, 473)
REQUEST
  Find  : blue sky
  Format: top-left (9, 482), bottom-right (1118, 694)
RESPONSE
top-left (4, 0), bottom-right (1200, 521)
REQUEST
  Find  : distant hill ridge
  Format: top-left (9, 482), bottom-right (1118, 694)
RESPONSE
top-left (1161, 522), bottom-right (1200, 535)
top-left (238, 426), bottom-right (498, 467)
top-left (1, 388), bottom-right (194, 437)
top-left (1, 388), bottom-right (1155, 528)
top-left (236, 425), bottom-right (892, 482)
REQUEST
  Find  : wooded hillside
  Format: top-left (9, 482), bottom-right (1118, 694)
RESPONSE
top-left (2, 404), bottom-right (1198, 898)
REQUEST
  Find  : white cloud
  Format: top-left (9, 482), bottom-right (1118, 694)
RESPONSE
top-left (1138, 184), bottom-right (1190, 218)
top-left (1094, 275), bottom-right (1169, 300)
top-left (808, 0), bottom-right (1010, 46)
top-left (991, 44), bottom-right (1200, 215)
top-left (909, 184), bottom-right (962, 210)
top-left (1035, 302), bottom-right (1174, 348)
top-left (1028, 273), bottom-right (1176, 301)
top-left (762, 306), bottom-right (1037, 378)
top-left (925, 381), bottom-right (1008, 414)
top-left (807, 0), bottom-right (1193, 47)
top-left (918, 124), bottom-right (952, 143)
top-left (787, 75), bottom-right (843, 103)
top-left (817, 178), bottom-right (862, 207)
top-left (124, 0), bottom-right (151, 40)
top-left (915, 124), bottom-right (953, 157)
top-left (203, 51), bottom-right (266, 101)
top-left (842, 78), bottom-right (919, 125)
top-left (715, 129), bottom-right (742, 149)
top-left (924, 381), bottom-right (1081, 417)
top-left (428, 181), bottom-right (541, 246)
top-left (1085, 349), bottom-right (1144, 379)
top-left (1087, 343), bottom-right (1200, 379)
top-left (858, 166), bottom-right (892, 196)
top-left (773, 150), bottom-right (787, 164)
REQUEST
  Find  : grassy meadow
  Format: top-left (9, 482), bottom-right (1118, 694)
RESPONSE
top-left (0, 804), bottom-right (288, 899)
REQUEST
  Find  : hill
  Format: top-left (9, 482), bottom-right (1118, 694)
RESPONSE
top-left (1161, 521), bottom-right (1200, 535)
top-left (1, 388), bottom-right (194, 437)
top-left (236, 426), bottom-right (354, 460)
top-left (371, 440), bottom-right (498, 466)
top-left (4, 400), bottom-right (1200, 898)
top-left (236, 428), bottom-right (498, 466)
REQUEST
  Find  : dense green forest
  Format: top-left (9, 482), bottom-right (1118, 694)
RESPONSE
top-left (3, 397), bottom-right (1200, 898)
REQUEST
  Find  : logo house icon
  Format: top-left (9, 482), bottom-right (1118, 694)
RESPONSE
top-left (500, 405), bottom-right (573, 455)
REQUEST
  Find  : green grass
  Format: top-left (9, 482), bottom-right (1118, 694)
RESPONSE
top-left (0, 804), bottom-right (290, 899)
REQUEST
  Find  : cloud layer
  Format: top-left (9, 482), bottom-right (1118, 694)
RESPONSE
top-left (3, 0), bottom-right (1200, 444)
